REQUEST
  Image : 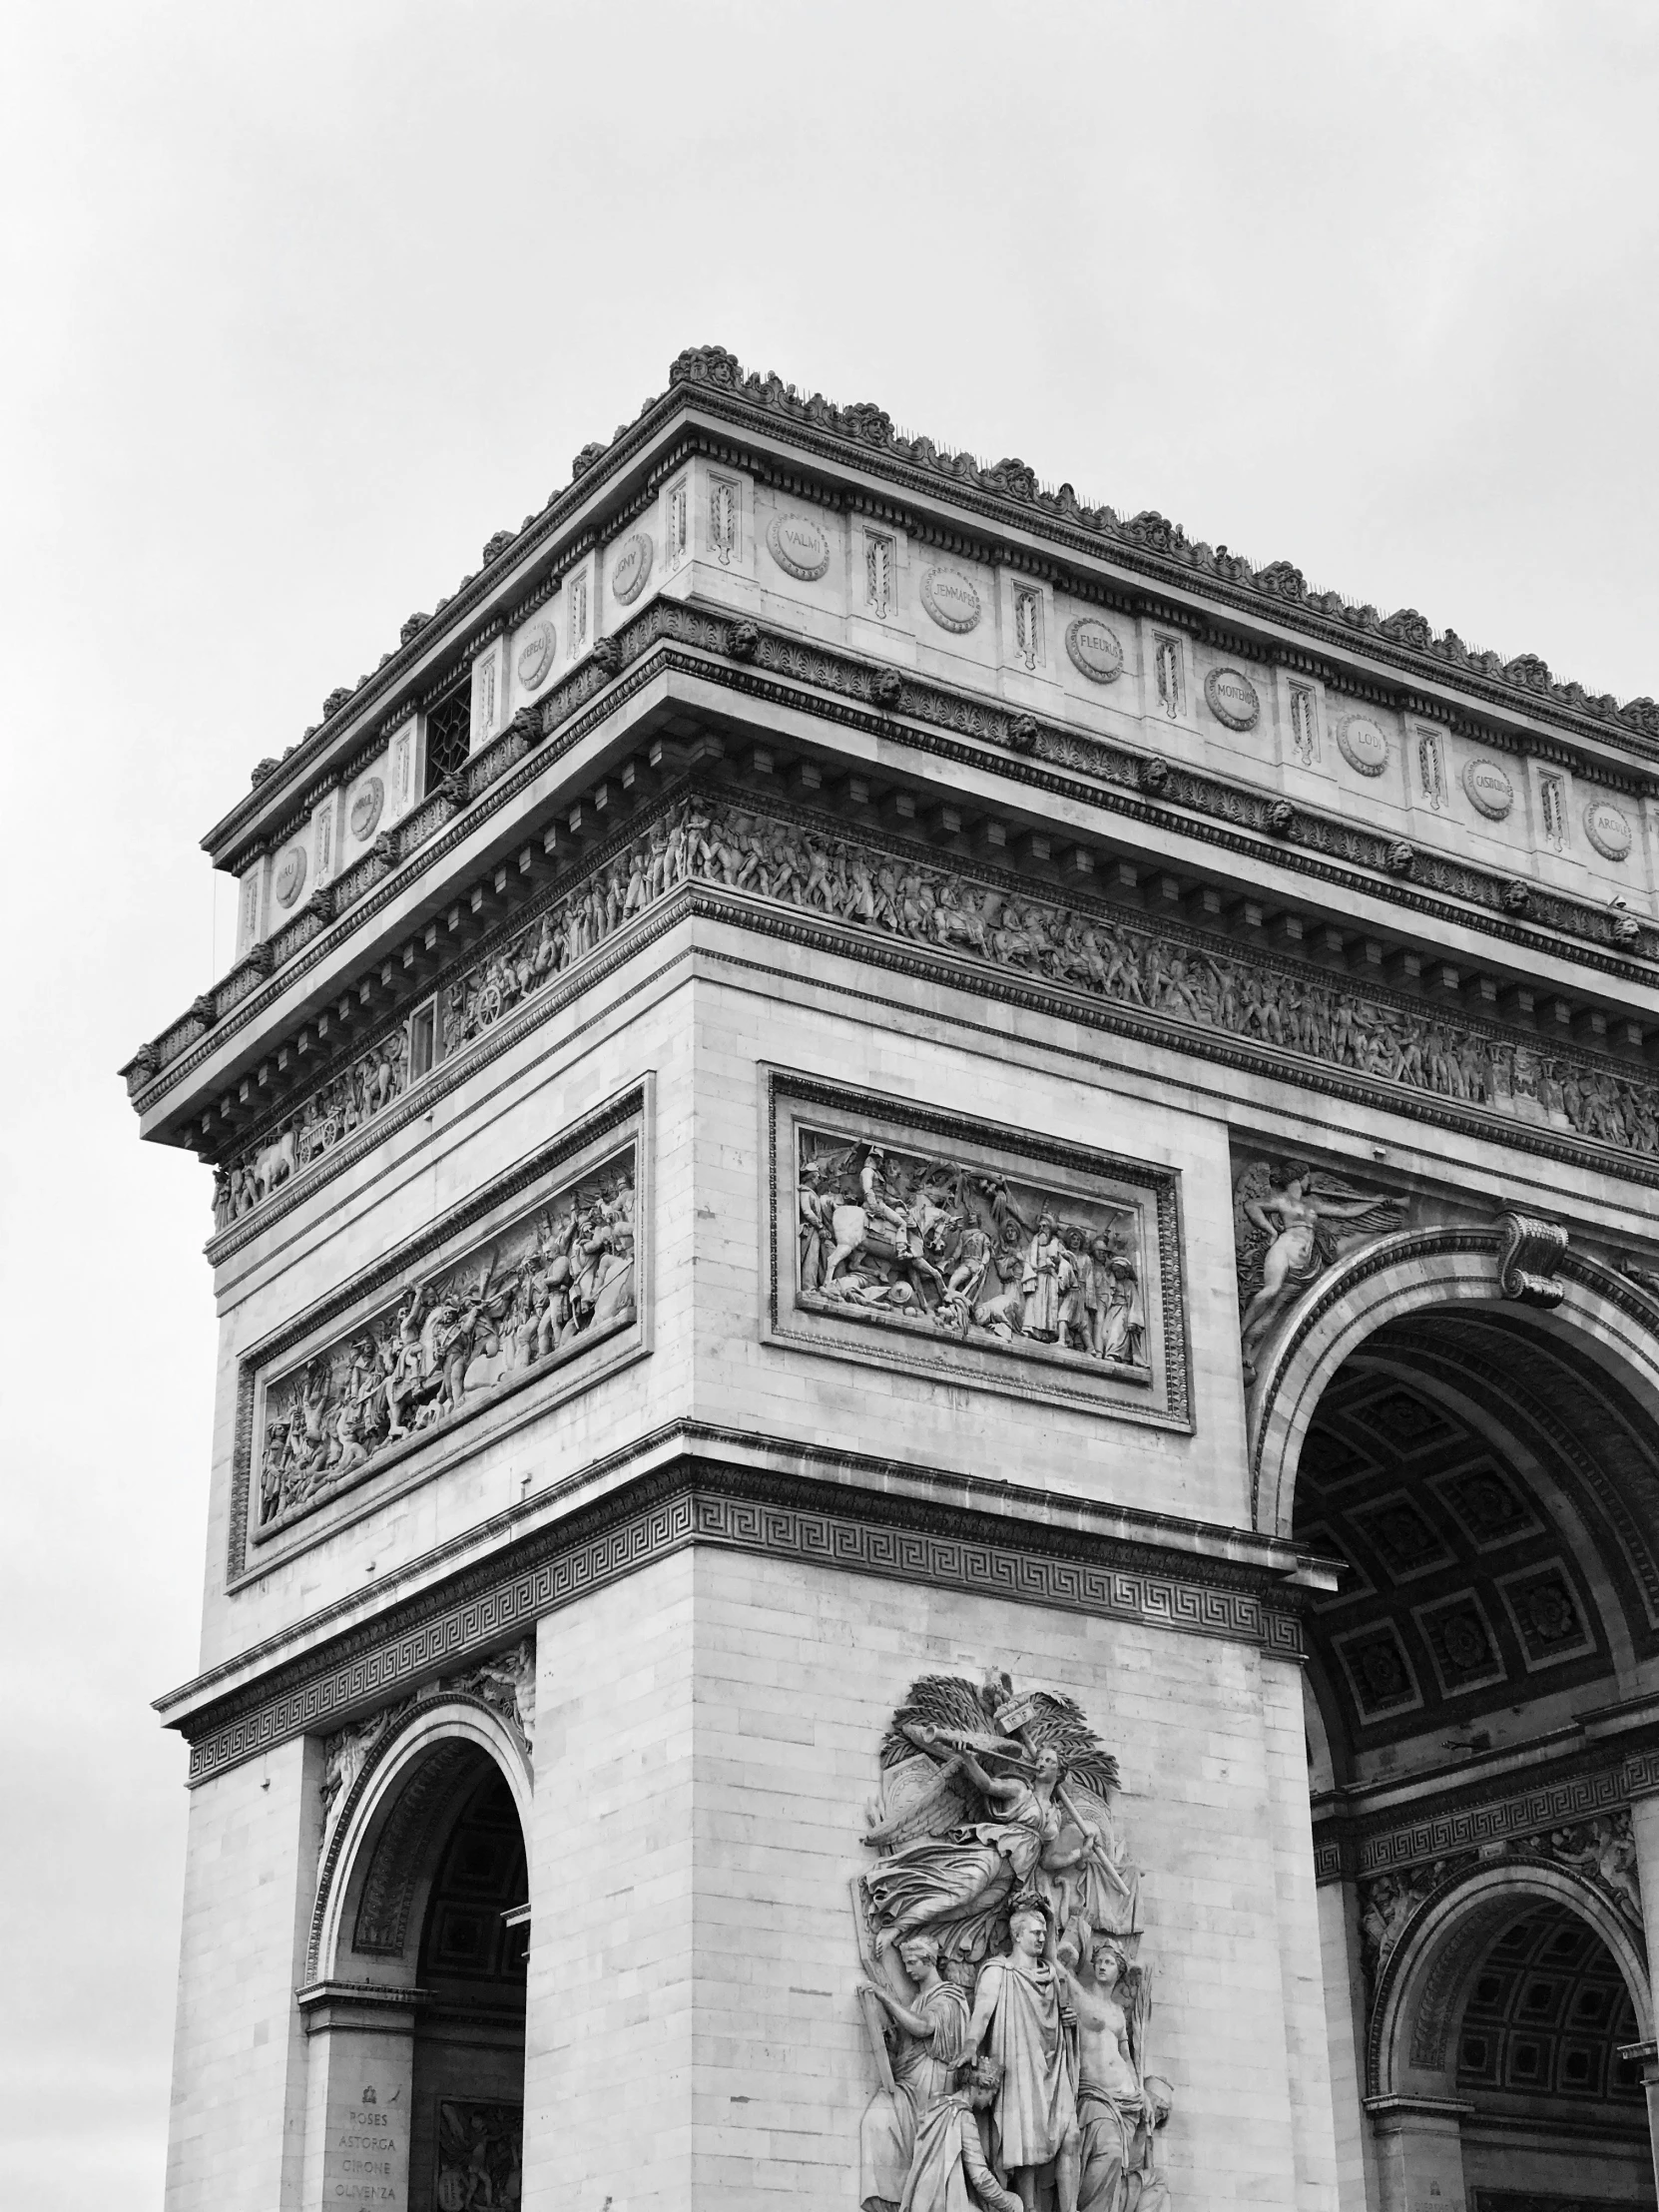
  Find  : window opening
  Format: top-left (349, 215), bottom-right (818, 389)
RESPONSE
top-left (423, 677), bottom-right (472, 794)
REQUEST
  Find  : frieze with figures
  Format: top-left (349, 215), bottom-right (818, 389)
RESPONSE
top-left (253, 1147), bottom-right (636, 1538)
top-left (215, 790), bottom-right (1659, 1240)
top-left (772, 1078), bottom-right (1185, 1423)
top-left (852, 1667), bottom-right (1173, 2212)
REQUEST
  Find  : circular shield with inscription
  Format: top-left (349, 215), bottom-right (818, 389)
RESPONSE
top-left (1584, 798), bottom-right (1633, 861)
top-left (348, 775), bottom-right (384, 841)
top-left (611, 531), bottom-right (654, 607)
top-left (1064, 616), bottom-right (1125, 684)
top-left (516, 620), bottom-right (556, 690)
top-left (920, 566), bottom-right (982, 634)
top-left (1461, 758), bottom-right (1514, 821)
top-left (766, 511), bottom-right (830, 582)
top-left (1203, 667), bottom-right (1260, 732)
top-left (274, 843), bottom-right (307, 909)
top-left (1337, 713), bottom-right (1390, 778)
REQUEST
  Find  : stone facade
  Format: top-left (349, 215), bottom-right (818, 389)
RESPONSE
top-left (132, 348), bottom-right (1659, 2212)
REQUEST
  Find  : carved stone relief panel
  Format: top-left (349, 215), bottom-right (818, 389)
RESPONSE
top-left (853, 1667), bottom-right (1172, 2212)
top-left (213, 785), bottom-right (1659, 1254)
top-left (436, 2102), bottom-right (522, 2209)
top-left (239, 1104), bottom-right (645, 1554)
top-left (765, 1073), bottom-right (1189, 1428)
top-left (1232, 1155), bottom-right (1406, 1379)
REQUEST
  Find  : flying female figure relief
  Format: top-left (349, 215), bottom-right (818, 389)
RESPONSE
top-left (860, 1672), bottom-right (1129, 1971)
top-left (1233, 1158), bottom-right (1404, 1378)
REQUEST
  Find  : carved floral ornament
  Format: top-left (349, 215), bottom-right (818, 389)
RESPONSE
top-left (853, 1668), bottom-right (1172, 2212)
top-left (252, 1144), bottom-right (637, 1538)
top-left (215, 789), bottom-right (1659, 1244)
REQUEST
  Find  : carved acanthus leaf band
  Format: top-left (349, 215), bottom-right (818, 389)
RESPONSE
top-left (213, 788), bottom-right (1659, 1259)
top-left (174, 1461), bottom-right (1305, 1789)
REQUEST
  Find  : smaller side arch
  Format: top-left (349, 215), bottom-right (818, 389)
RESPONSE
top-left (307, 1694), bottom-right (533, 1987)
top-left (1369, 1859), bottom-right (1653, 2102)
top-left (1249, 1227), bottom-right (1659, 1536)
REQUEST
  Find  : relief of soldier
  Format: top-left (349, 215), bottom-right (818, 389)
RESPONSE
top-left (799, 1135), bottom-right (1145, 1367)
top-left (257, 1160), bottom-right (635, 1528)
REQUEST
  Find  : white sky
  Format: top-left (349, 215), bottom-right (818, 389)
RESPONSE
top-left (3, 3), bottom-right (1657, 2202)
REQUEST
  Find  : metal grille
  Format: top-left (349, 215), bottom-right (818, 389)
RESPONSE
top-left (423, 680), bottom-right (471, 792)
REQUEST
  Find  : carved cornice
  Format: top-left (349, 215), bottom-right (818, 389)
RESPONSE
top-left (166, 1453), bottom-right (1308, 1788)
top-left (201, 343), bottom-right (1659, 966)
top-left (653, 346), bottom-right (1659, 751)
top-left (127, 598), bottom-right (1659, 1127)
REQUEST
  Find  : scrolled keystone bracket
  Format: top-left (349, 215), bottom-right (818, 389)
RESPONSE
top-left (1496, 1210), bottom-right (1568, 1308)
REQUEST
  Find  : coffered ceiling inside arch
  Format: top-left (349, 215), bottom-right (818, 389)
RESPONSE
top-left (416, 1765), bottom-right (528, 1996)
top-left (1292, 1310), bottom-right (1659, 1766)
top-left (1454, 1902), bottom-right (1645, 2123)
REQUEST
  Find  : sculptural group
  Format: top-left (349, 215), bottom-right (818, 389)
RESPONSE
top-left (257, 1159), bottom-right (635, 1529)
top-left (854, 1671), bottom-right (1172, 2212)
top-left (799, 1131), bottom-right (1145, 1367)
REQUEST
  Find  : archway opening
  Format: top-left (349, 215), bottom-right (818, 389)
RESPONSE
top-left (407, 1761), bottom-right (528, 2212)
top-left (1278, 1295), bottom-right (1659, 2205)
top-left (1291, 1308), bottom-right (1651, 1788)
top-left (1451, 1898), bottom-right (1649, 2203)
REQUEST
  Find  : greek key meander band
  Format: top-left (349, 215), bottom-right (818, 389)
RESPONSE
top-left (181, 1482), bottom-right (1303, 1785)
top-left (1314, 1747), bottom-right (1659, 1884)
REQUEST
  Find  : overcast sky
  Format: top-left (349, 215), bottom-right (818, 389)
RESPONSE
top-left (4, 4), bottom-right (1658, 2202)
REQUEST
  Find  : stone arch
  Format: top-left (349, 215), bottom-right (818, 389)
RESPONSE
top-left (1248, 1225), bottom-right (1659, 1540)
top-left (1369, 1858), bottom-right (1652, 2102)
top-left (308, 1693), bottom-right (533, 1986)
